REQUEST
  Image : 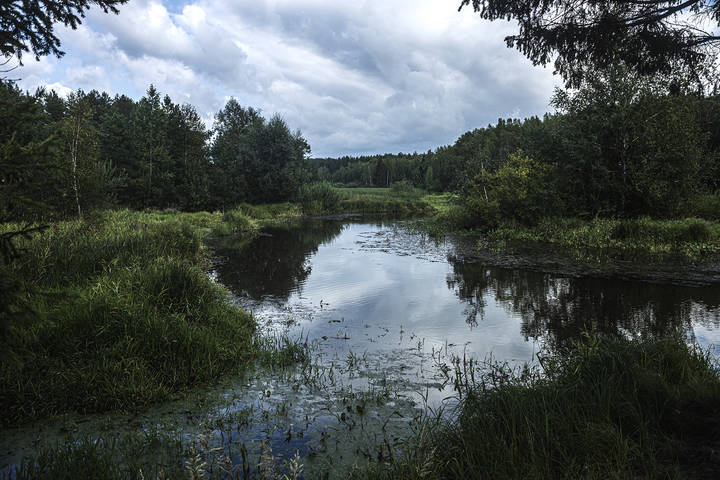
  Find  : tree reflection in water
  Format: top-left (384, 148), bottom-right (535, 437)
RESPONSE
top-left (212, 219), bottom-right (346, 301)
top-left (447, 259), bottom-right (720, 347)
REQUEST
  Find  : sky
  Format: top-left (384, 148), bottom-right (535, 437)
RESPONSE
top-left (15, 0), bottom-right (560, 158)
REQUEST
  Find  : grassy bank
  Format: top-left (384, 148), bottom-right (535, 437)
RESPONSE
top-left (297, 182), bottom-right (436, 216)
top-left (489, 216), bottom-right (720, 262)
top-left (0, 208), bottom-right (304, 426)
top-left (426, 201), bottom-right (720, 262)
top-left (335, 187), bottom-right (434, 215)
top-left (352, 334), bottom-right (720, 479)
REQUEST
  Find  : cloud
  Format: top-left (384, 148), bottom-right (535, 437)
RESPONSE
top-left (15, 0), bottom-right (559, 157)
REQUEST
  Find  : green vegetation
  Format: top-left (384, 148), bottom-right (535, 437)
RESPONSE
top-left (335, 186), bottom-right (432, 216)
top-left (352, 334), bottom-right (720, 479)
top-left (212, 202), bottom-right (302, 236)
top-left (4, 427), bottom-right (305, 480)
top-left (0, 209), bottom-right (306, 426)
top-left (297, 181), bottom-right (342, 214)
top-left (488, 217), bottom-right (720, 262)
top-left (4, 1), bottom-right (720, 478)
top-left (295, 184), bottom-right (434, 216)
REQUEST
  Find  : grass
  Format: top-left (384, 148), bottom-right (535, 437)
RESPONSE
top-left (0, 208), bottom-right (304, 426)
top-left (351, 334), bottom-right (720, 479)
top-left (489, 216), bottom-right (720, 262)
top-left (211, 202), bottom-right (302, 236)
top-left (421, 198), bottom-right (720, 261)
top-left (333, 186), bottom-right (435, 216)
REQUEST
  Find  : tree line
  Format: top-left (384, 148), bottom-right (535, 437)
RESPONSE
top-left (312, 68), bottom-right (720, 221)
top-left (1, 81), bottom-right (310, 223)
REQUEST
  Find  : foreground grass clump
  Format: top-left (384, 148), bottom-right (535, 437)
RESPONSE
top-left (490, 216), bottom-right (720, 261)
top-left (0, 210), bottom-right (266, 425)
top-left (355, 335), bottom-right (720, 479)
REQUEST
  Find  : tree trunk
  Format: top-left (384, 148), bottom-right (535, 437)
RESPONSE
top-left (71, 121), bottom-right (82, 218)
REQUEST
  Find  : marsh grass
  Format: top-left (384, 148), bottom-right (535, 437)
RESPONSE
top-left (212, 203), bottom-right (301, 236)
top-left (490, 217), bottom-right (720, 261)
top-left (0, 208), bottom-right (307, 426)
top-left (351, 335), bottom-right (720, 479)
top-left (5, 429), bottom-right (186, 480)
top-left (334, 187), bottom-right (433, 215)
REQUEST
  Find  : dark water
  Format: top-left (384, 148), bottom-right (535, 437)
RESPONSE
top-left (214, 218), bottom-right (720, 358)
top-left (3, 218), bottom-right (719, 477)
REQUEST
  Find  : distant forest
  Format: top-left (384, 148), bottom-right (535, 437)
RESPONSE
top-left (314, 70), bottom-right (720, 219)
top-left (3, 66), bottom-right (720, 225)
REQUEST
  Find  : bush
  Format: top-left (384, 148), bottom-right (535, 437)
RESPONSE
top-left (297, 181), bottom-right (341, 214)
top-left (692, 193), bottom-right (720, 221)
top-left (390, 181), bottom-right (421, 198)
top-left (463, 151), bottom-right (562, 227)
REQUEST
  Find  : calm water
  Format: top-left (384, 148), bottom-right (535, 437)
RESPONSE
top-left (214, 218), bottom-right (720, 357)
top-left (3, 218), bottom-right (720, 477)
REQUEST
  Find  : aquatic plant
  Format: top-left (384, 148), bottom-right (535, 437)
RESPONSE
top-left (351, 334), bottom-right (720, 479)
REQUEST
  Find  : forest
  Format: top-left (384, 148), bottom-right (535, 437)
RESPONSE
top-left (313, 69), bottom-right (720, 224)
top-left (5, 66), bottom-right (719, 230)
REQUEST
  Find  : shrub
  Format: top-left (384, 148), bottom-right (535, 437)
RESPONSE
top-left (463, 150), bottom-right (562, 226)
top-left (390, 181), bottom-right (421, 198)
top-left (297, 181), bottom-right (341, 214)
top-left (692, 193), bottom-right (720, 221)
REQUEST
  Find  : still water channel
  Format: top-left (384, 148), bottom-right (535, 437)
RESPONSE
top-left (3, 218), bottom-right (720, 477)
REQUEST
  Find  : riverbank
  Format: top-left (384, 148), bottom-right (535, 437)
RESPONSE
top-left (0, 208), bottom-right (307, 427)
top-left (425, 203), bottom-right (720, 264)
top-left (352, 334), bottom-right (720, 479)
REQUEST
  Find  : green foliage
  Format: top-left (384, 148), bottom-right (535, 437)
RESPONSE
top-left (0, 210), bottom-right (264, 425)
top-left (490, 216), bottom-right (720, 261)
top-left (551, 68), bottom-right (708, 218)
top-left (355, 335), bottom-right (720, 479)
top-left (297, 181), bottom-right (341, 214)
top-left (459, 1), bottom-right (720, 87)
top-left (0, 0), bottom-right (127, 61)
top-left (211, 101), bottom-right (310, 207)
top-left (464, 150), bottom-right (560, 226)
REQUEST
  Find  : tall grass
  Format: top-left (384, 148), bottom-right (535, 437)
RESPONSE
top-left (212, 203), bottom-right (301, 236)
top-left (335, 187), bottom-right (433, 215)
top-left (489, 216), bottom-right (720, 261)
top-left (297, 181), bottom-right (341, 214)
top-left (352, 335), bottom-right (720, 479)
top-left (0, 209), bottom-right (305, 426)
